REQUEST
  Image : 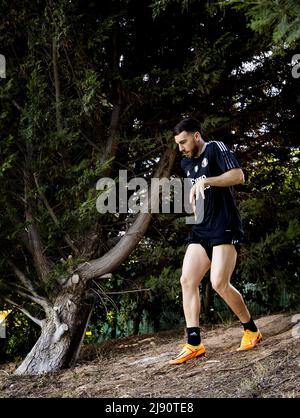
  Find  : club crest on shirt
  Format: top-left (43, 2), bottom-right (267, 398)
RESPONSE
top-left (201, 157), bottom-right (208, 168)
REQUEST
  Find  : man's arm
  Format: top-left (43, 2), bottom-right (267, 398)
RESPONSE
top-left (190, 168), bottom-right (244, 202)
top-left (205, 168), bottom-right (245, 187)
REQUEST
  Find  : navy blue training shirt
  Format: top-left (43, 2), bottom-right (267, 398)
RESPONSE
top-left (181, 140), bottom-right (244, 241)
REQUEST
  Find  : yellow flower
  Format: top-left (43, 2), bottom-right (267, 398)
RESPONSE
top-left (0, 310), bottom-right (11, 323)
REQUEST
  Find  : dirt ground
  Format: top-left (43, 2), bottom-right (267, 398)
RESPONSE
top-left (0, 312), bottom-right (299, 398)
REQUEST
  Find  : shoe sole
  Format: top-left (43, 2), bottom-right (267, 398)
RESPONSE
top-left (237, 333), bottom-right (263, 351)
top-left (169, 349), bottom-right (206, 365)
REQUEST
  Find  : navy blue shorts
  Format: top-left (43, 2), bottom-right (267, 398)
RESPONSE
top-left (185, 231), bottom-right (243, 261)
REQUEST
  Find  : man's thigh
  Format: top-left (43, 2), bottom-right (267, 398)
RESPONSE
top-left (210, 244), bottom-right (237, 283)
top-left (182, 244), bottom-right (211, 284)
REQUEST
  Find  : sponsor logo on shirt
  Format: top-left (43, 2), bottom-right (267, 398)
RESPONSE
top-left (191, 174), bottom-right (211, 190)
top-left (201, 157), bottom-right (208, 168)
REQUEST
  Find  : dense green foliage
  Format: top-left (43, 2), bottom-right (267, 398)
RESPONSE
top-left (0, 0), bottom-right (299, 359)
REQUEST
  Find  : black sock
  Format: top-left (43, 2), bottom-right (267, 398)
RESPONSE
top-left (242, 317), bottom-right (258, 332)
top-left (187, 327), bottom-right (201, 346)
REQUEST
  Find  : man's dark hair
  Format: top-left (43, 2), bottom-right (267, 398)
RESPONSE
top-left (173, 118), bottom-right (202, 136)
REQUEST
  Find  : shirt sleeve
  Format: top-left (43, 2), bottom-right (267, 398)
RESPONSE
top-left (211, 141), bottom-right (241, 173)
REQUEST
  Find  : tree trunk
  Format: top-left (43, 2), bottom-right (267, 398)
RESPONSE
top-left (132, 304), bottom-right (144, 335)
top-left (204, 281), bottom-right (214, 323)
top-left (15, 283), bottom-right (93, 375)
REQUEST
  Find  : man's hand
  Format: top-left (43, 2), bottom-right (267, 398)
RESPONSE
top-left (190, 178), bottom-right (206, 204)
top-left (189, 178), bottom-right (206, 218)
top-left (189, 169), bottom-right (244, 219)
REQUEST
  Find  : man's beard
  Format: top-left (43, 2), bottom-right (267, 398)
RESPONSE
top-left (184, 144), bottom-right (199, 158)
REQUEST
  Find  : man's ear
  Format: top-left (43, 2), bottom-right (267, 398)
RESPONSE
top-left (194, 131), bottom-right (201, 142)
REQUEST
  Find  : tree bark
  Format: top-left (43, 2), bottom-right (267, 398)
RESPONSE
top-left (15, 281), bottom-right (92, 375)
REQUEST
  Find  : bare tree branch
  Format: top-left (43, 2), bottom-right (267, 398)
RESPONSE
top-left (33, 172), bottom-right (79, 255)
top-left (8, 260), bottom-right (37, 295)
top-left (12, 100), bottom-right (22, 111)
top-left (24, 166), bottom-right (52, 282)
top-left (106, 288), bottom-right (151, 295)
top-left (4, 298), bottom-right (44, 327)
top-left (5, 198), bottom-right (31, 253)
top-left (17, 290), bottom-right (52, 313)
top-left (81, 132), bottom-right (102, 153)
top-left (52, 37), bottom-right (62, 132)
top-left (100, 23), bottom-right (122, 167)
top-left (104, 103), bottom-right (121, 162)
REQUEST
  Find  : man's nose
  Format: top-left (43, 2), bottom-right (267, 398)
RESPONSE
top-left (179, 144), bottom-right (184, 152)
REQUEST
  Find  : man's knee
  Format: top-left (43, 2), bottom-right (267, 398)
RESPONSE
top-left (211, 278), bottom-right (229, 295)
top-left (180, 274), bottom-right (199, 289)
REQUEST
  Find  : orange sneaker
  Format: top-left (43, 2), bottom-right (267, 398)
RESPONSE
top-left (237, 329), bottom-right (263, 351)
top-left (169, 343), bottom-right (206, 365)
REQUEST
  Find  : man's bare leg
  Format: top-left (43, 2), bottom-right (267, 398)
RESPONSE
top-left (169, 244), bottom-right (211, 364)
top-left (180, 243), bottom-right (211, 327)
top-left (210, 244), bottom-right (251, 323)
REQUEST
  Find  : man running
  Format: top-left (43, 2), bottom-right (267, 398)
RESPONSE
top-left (170, 118), bottom-right (262, 365)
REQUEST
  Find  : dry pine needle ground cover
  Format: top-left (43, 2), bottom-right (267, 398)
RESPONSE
top-left (0, 312), bottom-right (299, 398)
